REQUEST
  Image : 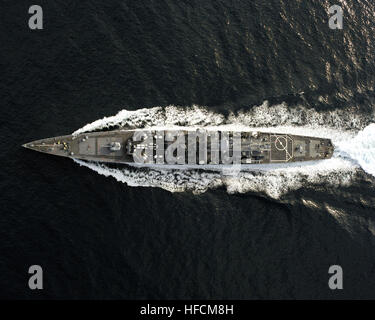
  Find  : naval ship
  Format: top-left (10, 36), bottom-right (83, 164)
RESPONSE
top-left (23, 129), bottom-right (334, 166)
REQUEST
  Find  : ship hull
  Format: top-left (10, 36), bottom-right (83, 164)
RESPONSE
top-left (23, 129), bottom-right (334, 166)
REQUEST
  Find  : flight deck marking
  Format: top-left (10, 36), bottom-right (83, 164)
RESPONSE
top-left (270, 134), bottom-right (293, 162)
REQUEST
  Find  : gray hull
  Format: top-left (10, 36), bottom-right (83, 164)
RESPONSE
top-left (23, 129), bottom-right (334, 166)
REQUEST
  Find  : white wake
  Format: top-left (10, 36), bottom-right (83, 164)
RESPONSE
top-left (71, 102), bottom-right (375, 198)
top-left (335, 123), bottom-right (375, 177)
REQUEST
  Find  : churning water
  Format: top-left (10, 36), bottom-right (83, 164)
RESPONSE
top-left (73, 103), bottom-right (375, 198)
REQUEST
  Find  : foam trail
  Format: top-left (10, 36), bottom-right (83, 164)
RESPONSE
top-left (336, 124), bottom-right (375, 177)
top-left (73, 159), bottom-right (223, 194)
top-left (73, 105), bottom-right (225, 136)
top-left (71, 102), bottom-right (375, 198)
top-left (73, 154), bottom-right (358, 199)
top-left (73, 101), bottom-right (373, 135)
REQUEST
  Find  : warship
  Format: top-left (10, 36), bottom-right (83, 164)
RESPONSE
top-left (23, 129), bottom-right (334, 166)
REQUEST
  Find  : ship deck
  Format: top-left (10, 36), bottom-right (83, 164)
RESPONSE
top-left (23, 129), bottom-right (334, 165)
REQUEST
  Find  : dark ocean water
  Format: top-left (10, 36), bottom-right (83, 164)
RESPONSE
top-left (1, 0), bottom-right (375, 299)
